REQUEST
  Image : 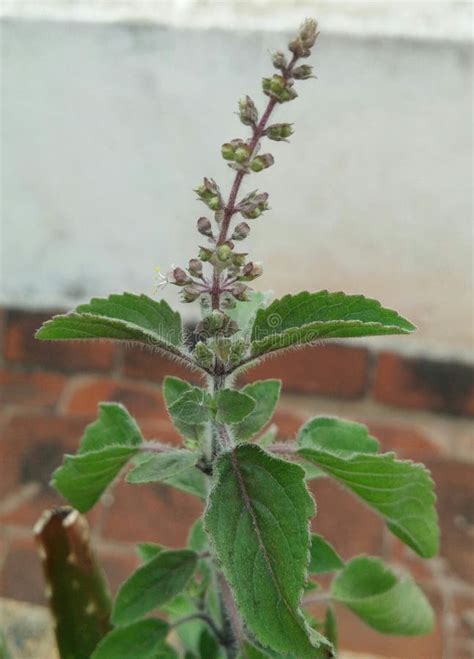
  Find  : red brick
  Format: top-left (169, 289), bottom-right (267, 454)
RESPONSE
top-left (374, 352), bottom-right (474, 416)
top-left (102, 480), bottom-right (203, 547)
top-left (309, 477), bottom-right (385, 559)
top-left (272, 408), bottom-right (306, 439)
top-left (367, 423), bottom-right (442, 460)
top-left (62, 376), bottom-right (167, 418)
top-left (451, 592), bottom-right (474, 659)
top-left (0, 414), bottom-right (92, 526)
top-left (425, 459), bottom-right (474, 585)
top-left (97, 548), bottom-right (139, 596)
top-left (238, 344), bottom-right (369, 398)
top-left (3, 309), bottom-right (116, 372)
top-left (0, 368), bottom-right (66, 411)
top-left (123, 345), bottom-right (204, 385)
top-left (0, 536), bottom-right (46, 605)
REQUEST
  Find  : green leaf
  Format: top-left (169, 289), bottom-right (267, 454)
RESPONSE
top-left (163, 377), bottom-right (208, 443)
top-left (137, 542), bottom-right (163, 563)
top-left (324, 608), bottom-right (338, 653)
top-left (36, 292), bottom-right (184, 356)
top-left (331, 556), bottom-right (434, 635)
top-left (52, 446), bottom-right (138, 513)
top-left (168, 386), bottom-right (212, 424)
top-left (112, 550), bottom-right (198, 626)
top-left (127, 450), bottom-right (198, 484)
top-left (228, 290), bottom-right (268, 339)
top-left (91, 619), bottom-right (170, 659)
top-left (297, 429), bottom-right (439, 558)
top-left (250, 291), bottom-right (415, 356)
top-left (51, 403), bottom-right (143, 512)
top-left (215, 389), bottom-right (256, 424)
top-left (233, 380), bottom-right (281, 441)
top-left (205, 444), bottom-right (330, 658)
top-left (298, 417), bottom-right (379, 455)
top-left (162, 466), bottom-right (208, 500)
top-left (256, 424), bottom-right (278, 448)
top-left (309, 534), bottom-right (344, 574)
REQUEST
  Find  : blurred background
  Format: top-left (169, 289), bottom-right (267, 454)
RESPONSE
top-left (0, 1), bottom-right (472, 658)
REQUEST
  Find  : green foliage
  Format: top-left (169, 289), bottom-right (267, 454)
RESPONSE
top-left (298, 420), bottom-right (439, 557)
top-left (91, 619), bottom-right (173, 659)
top-left (51, 403), bottom-right (142, 512)
top-left (205, 444), bottom-right (330, 657)
top-left (112, 550), bottom-right (198, 626)
top-left (37, 19), bottom-right (440, 659)
top-left (309, 534), bottom-right (344, 574)
top-left (233, 380), bottom-right (281, 441)
top-left (127, 450), bottom-right (198, 484)
top-left (331, 556), bottom-right (434, 635)
top-left (250, 291), bottom-right (415, 357)
top-left (36, 293), bottom-right (184, 356)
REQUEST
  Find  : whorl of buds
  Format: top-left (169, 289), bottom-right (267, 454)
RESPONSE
top-left (238, 191), bottom-right (269, 219)
top-left (195, 310), bottom-right (239, 339)
top-left (240, 261), bottom-right (263, 281)
top-left (239, 96), bottom-right (258, 126)
top-left (262, 75), bottom-right (298, 103)
top-left (289, 18), bottom-right (319, 58)
top-left (195, 177), bottom-right (223, 211)
top-left (250, 153), bottom-right (274, 173)
top-left (265, 123), bottom-right (294, 142)
top-left (194, 341), bottom-right (214, 369)
top-left (292, 64), bottom-right (314, 80)
top-left (197, 216), bottom-right (213, 238)
top-left (231, 222), bottom-right (250, 241)
top-left (272, 50), bottom-right (287, 71)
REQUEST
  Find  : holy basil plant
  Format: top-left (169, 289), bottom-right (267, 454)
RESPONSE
top-left (36, 19), bottom-right (439, 659)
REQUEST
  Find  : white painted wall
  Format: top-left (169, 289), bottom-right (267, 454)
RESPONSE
top-left (1, 2), bottom-right (472, 357)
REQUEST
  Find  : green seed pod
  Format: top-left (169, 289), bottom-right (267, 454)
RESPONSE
top-left (239, 95), bottom-right (258, 126)
top-left (207, 196), bottom-right (222, 211)
top-left (272, 50), bottom-right (287, 71)
top-left (265, 122), bottom-right (294, 141)
top-left (250, 154), bottom-right (274, 172)
top-left (292, 64), bottom-right (314, 80)
top-left (221, 143), bottom-right (235, 160)
top-left (234, 145), bottom-right (251, 164)
top-left (216, 244), bottom-right (232, 262)
top-left (199, 246), bottom-right (214, 262)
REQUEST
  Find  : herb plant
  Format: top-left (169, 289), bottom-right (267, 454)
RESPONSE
top-left (36, 19), bottom-right (439, 659)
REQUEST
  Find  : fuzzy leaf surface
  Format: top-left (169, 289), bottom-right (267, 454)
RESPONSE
top-left (36, 292), bottom-right (184, 355)
top-left (137, 542), bottom-right (163, 563)
top-left (309, 534), bottom-right (344, 574)
top-left (163, 377), bottom-right (208, 443)
top-left (168, 386), bottom-right (212, 424)
top-left (52, 404), bottom-right (142, 511)
top-left (205, 444), bottom-right (330, 657)
top-left (331, 556), bottom-right (434, 635)
top-left (91, 619), bottom-right (171, 659)
top-left (127, 450), bottom-right (198, 484)
top-left (233, 380), bottom-right (281, 441)
top-left (298, 424), bottom-right (438, 557)
top-left (112, 550), bottom-right (198, 626)
top-left (298, 417), bottom-right (379, 455)
top-left (250, 291), bottom-right (415, 356)
top-left (215, 389), bottom-right (256, 424)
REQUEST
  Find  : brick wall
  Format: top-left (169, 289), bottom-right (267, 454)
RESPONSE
top-left (1, 307), bottom-right (473, 658)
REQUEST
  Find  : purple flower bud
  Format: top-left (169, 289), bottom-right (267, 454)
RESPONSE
top-left (241, 261), bottom-right (263, 281)
top-left (197, 216), bottom-right (213, 237)
top-left (231, 222), bottom-right (250, 241)
top-left (181, 285), bottom-right (202, 303)
top-left (188, 258), bottom-right (203, 277)
top-left (169, 267), bottom-right (192, 287)
top-left (289, 19), bottom-right (319, 58)
top-left (272, 50), bottom-right (287, 70)
top-left (231, 283), bottom-right (249, 301)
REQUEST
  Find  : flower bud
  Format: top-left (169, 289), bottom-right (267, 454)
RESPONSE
top-left (231, 222), bottom-right (250, 241)
top-left (207, 195), bottom-right (222, 211)
top-left (272, 50), bottom-right (287, 70)
top-left (238, 191), bottom-right (269, 219)
top-left (169, 267), bottom-right (192, 287)
top-left (188, 258), bottom-right (203, 277)
top-left (216, 244), bottom-right (232, 262)
top-left (250, 154), bottom-right (274, 172)
top-left (213, 337), bottom-right (232, 362)
top-left (230, 338), bottom-right (246, 366)
top-left (280, 86), bottom-right (298, 103)
top-left (289, 18), bottom-right (319, 58)
top-left (181, 284), bottom-right (202, 302)
top-left (292, 64), bottom-right (314, 80)
top-left (194, 177), bottom-right (222, 210)
top-left (241, 261), bottom-right (263, 281)
top-left (231, 282), bottom-right (249, 301)
top-left (234, 144), bottom-right (251, 164)
top-left (195, 311), bottom-right (238, 338)
top-left (270, 75), bottom-right (286, 95)
top-left (221, 142), bottom-right (235, 160)
top-left (197, 216), bottom-right (213, 237)
top-left (265, 123), bottom-right (294, 142)
top-left (194, 341), bottom-right (214, 369)
top-left (239, 95), bottom-right (258, 126)
top-left (199, 246), bottom-right (213, 262)
top-left (231, 252), bottom-right (247, 267)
